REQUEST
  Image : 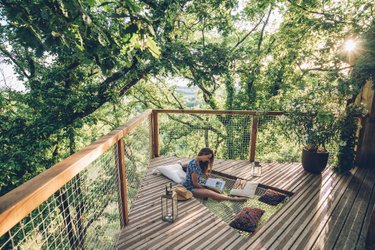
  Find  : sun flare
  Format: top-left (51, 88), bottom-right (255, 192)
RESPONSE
top-left (344, 39), bottom-right (357, 53)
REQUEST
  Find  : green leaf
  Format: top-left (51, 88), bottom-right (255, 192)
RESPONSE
top-left (146, 36), bottom-right (160, 58)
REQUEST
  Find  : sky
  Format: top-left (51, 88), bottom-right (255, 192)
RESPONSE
top-left (0, 61), bottom-right (25, 91)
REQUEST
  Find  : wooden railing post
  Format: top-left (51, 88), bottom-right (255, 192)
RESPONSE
top-left (116, 138), bottom-right (129, 226)
top-left (151, 111), bottom-right (160, 158)
top-left (149, 113), bottom-right (154, 159)
top-left (249, 115), bottom-right (259, 162)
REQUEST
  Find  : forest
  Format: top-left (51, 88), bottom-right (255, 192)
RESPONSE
top-left (1, 0), bottom-right (374, 198)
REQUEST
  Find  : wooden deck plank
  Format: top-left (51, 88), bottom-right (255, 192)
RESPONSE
top-left (263, 163), bottom-right (305, 190)
top-left (141, 210), bottom-right (216, 250)
top-left (117, 203), bottom-right (208, 249)
top-left (214, 159), bottom-right (245, 173)
top-left (175, 217), bottom-right (226, 250)
top-left (191, 224), bottom-right (235, 249)
top-left (257, 162), bottom-right (297, 187)
top-left (204, 227), bottom-right (239, 249)
top-left (356, 172), bottom-right (375, 250)
top-left (234, 166), bottom-right (336, 250)
top-left (221, 161), bottom-right (251, 177)
top-left (164, 222), bottom-right (228, 250)
top-left (301, 167), bottom-right (368, 250)
top-left (116, 157), bottom-right (375, 250)
top-left (334, 167), bottom-right (375, 249)
top-left (277, 168), bottom-right (356, 249)
top-left (212, 231), bottom-right (241, 250)
top-left (119, 200), bottom-right (200, 239)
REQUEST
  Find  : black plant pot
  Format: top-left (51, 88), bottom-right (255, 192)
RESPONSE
top-left (302, 149), bottom-right (329, 174)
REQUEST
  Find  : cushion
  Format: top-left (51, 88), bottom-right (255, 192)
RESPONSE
top-left (229, 179), bottom-right (258, 198)
top-left (258, 189), bottom-right (287, 205)
top-left (229, 207), bottom-right (265, 232)
top-left (152, 163), bottom-right (186, 184)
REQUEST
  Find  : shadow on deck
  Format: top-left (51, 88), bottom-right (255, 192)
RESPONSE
top-left (116, 157), bottom-right (375, 250)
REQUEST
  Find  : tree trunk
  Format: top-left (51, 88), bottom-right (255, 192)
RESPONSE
top-left (358, 87), bottom-right (375, 167)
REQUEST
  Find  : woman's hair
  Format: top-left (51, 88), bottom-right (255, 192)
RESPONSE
top-left (197, 147), bottom-right (214, 173)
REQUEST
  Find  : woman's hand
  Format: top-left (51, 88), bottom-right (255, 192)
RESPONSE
top-left (192, 172), bottom-right (204, 189)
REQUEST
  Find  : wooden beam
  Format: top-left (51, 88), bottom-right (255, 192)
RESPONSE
top-left (117, 139), bottom-right (129, 226)
top-left (358, 86), bottom-right (375, 167)
top-left (152, 111), bottom-right (160, 157)
top-left (250, 115), bottom-right (259, 162)
top-left (153, 109), bottom-right (284, 116)
top-left (366, 205), bottom-right (375, 248)
top-left (149, 113), bottom-right (154, 159)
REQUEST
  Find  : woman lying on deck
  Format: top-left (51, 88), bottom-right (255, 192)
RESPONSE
top-left (183, 147), bottom-right (247, 202)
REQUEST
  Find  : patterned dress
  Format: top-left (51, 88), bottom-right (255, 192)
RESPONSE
top-left (183, 159), bottom-right (206, 191)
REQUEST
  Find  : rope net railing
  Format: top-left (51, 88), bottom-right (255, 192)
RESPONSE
top-left (159, 113), bottom-right (253, 160)
top-left (255, 114), bottom-right (340, 163)
top-left (0, 111), bottom-right (152, 250)
top-left (0, 148), bottom-right (121, 250)
top-left (123, 118), bottom-right (151, 210)
top-left (158, 112), bottom-right (344, 164)
top-left (0, 109), bottom-right (362, 249)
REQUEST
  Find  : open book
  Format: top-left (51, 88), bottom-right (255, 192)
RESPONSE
top-left (204, 178), bottom-right (226, 193)
top-left (229, 179), bottom-right (258, 198)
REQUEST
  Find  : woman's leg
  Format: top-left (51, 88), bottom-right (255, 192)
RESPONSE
top-left (192, 188), bottom-right (247, 202)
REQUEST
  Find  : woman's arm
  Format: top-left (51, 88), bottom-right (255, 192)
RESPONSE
top-left (192, 172), bottom-right (204, 189)
top-left (206, 161), bottom-right (212, 176)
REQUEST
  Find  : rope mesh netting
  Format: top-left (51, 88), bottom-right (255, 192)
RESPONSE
top-left (1, 148), bottom-right (121, 250)
top-left (0, 111), bottom-right (359, 248)
top-left (159, 113), bottom-right (252, 160)
top-left (123, 118), bottom-right (151, 210)
top-left (159, 113), bottom-right (340, 164)
top-left (256, 115), bottom-right (339, 164)
top-left (197, 174), bottom-right (291, 237)
top-left (0, 117), bottom-right (151, 250)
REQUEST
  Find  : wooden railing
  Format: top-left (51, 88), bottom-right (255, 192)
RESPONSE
top-left (0, 109), bottom-right (153, 239)
top-left (152, 109), bottom-right (285, 161)
top-left (1, 108), bottom-right (285, 240)
top-left (1, 108), bottom-right (361, 248)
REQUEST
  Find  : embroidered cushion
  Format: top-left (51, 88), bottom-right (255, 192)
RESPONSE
top-left (229, 207), bottom-right (265, 232)
top-left (229, 179), bottom-right (258, 198)
top-left (259, 189), bottom-right (287, 205)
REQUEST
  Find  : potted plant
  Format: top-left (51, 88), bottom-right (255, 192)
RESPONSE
top-left (280, 92), bottom-right (341, 174)
top-left (335, 103), bottom-right (367, 173)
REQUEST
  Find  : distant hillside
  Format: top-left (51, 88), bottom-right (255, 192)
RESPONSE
top-left (175, 85), bottom-right (199, 107)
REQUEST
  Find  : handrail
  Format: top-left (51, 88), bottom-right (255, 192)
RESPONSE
top-left (152, 109), bottom-right (284, 161)
top-left (0, 109), bottom-right (152, 237)
top-left (153, 109), bottom-right (285, 115)
top-left (1, 108), bottom-right (362, 238)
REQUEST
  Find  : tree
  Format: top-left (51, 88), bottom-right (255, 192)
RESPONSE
top-left (0, 0), bottom-right (160, 194)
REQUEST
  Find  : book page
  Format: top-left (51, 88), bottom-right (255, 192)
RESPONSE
top-left (205, 178), bottom-right (225, 192)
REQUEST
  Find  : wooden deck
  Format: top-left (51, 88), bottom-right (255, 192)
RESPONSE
top-left (116, 157), bottom-right (375, 250)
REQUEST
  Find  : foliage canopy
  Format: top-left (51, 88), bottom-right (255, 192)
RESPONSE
top-left (1, 0), bottom-right (374, 194)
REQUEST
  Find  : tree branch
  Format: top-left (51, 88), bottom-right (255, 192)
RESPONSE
top-left (232, 14), bottom-right (265, 50)
top-left (287, 0), bottom-right (350, 24)
top-left (300, 65), bottom-right (352, 73)
top-left (257, 6), bottom-right (273, 55)
top-left (0, 46), bottom-right (31, 79)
